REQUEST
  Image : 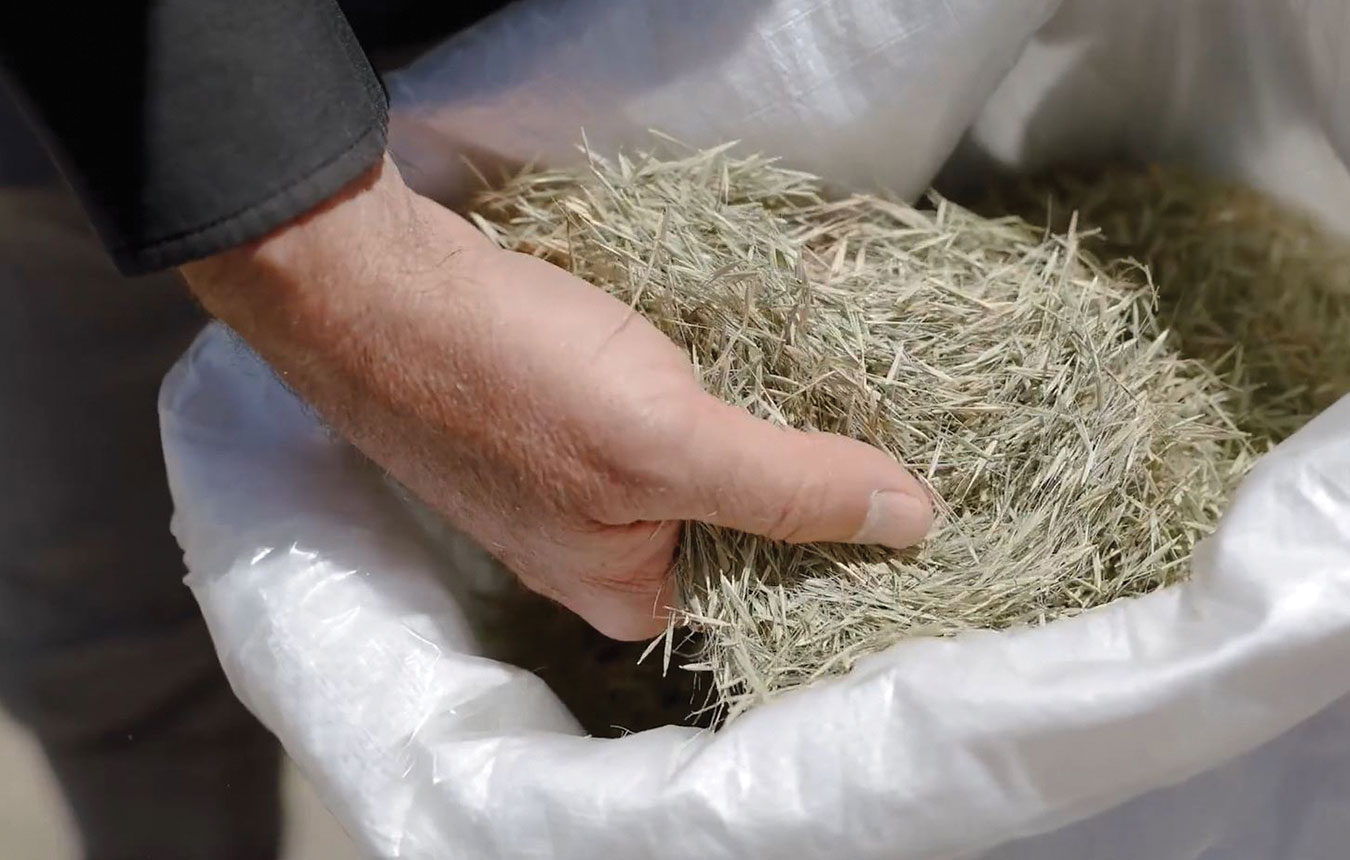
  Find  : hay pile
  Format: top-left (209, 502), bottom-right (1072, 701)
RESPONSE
top-left (467, 146), bottom-right (1315, 726)
top-left (977, 166), bottom-right (1350, 447)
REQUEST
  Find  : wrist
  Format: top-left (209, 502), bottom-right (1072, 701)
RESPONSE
top-left (180, 156), bottom-right (408, 328)
top-left (176, 153), bottom-right (498, 438)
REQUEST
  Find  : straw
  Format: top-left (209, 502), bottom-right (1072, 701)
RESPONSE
top-left (471, 145), bottom-right (1276, 725)
top-left (977, 165), bottom-right (1350, 446)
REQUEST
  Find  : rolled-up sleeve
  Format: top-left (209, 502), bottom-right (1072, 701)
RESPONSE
top-left (0, 1), bottom-right (387, 275)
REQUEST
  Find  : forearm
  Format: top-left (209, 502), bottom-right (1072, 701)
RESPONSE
top-left (180, 153), bottom-right (488, 387)
top-left (178, 155), bottom-right (502, 518)
top-left (181, 157), bottom-right (422, 434)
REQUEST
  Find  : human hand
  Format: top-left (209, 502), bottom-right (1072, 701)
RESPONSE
top-left (181, 157), bottom-right (932, 640)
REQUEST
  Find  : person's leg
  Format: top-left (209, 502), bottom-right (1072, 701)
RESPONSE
top-left (0, 92), bottom-right (282, 860)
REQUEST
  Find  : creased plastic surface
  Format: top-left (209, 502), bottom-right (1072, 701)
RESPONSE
top-left (951, 0), bottom-right (1350, 235)
top-left (164, 1), bottom-right (1350, 858)
top-left (386, 0), bottom-right (1061, 206)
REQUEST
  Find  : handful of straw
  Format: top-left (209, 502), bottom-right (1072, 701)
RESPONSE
top-left (470, 145), bottom-right (1264, 725)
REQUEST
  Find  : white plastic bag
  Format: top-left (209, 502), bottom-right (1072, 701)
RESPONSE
top-left (387, 0), bottom-right (1061, 205)
top-left (162, 1), bottom-right (1350, 857)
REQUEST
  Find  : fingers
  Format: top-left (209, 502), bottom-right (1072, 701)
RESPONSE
top-left (648, 395), bottom-right (932, 548)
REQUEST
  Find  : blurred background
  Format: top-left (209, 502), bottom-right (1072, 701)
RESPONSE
top-left (0, 710), bottom-right (362, 860)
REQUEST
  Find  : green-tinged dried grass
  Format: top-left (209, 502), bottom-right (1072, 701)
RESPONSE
top-left (977, 165), bottom-right (1350, 446)
top-left (464, 145), bottom-right (1348, 727)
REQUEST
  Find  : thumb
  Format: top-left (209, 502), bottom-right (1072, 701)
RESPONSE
top-left (652, 396), bottom-right (933, 548)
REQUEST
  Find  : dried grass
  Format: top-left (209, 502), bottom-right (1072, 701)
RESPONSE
top-left (466, 144), bottom-right (1342, 727)
top-left (976, 165), bottom-right (1350, 446)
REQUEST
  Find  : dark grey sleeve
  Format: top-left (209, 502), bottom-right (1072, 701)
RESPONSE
top-left (0, 1), bottom-right (388, 275)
